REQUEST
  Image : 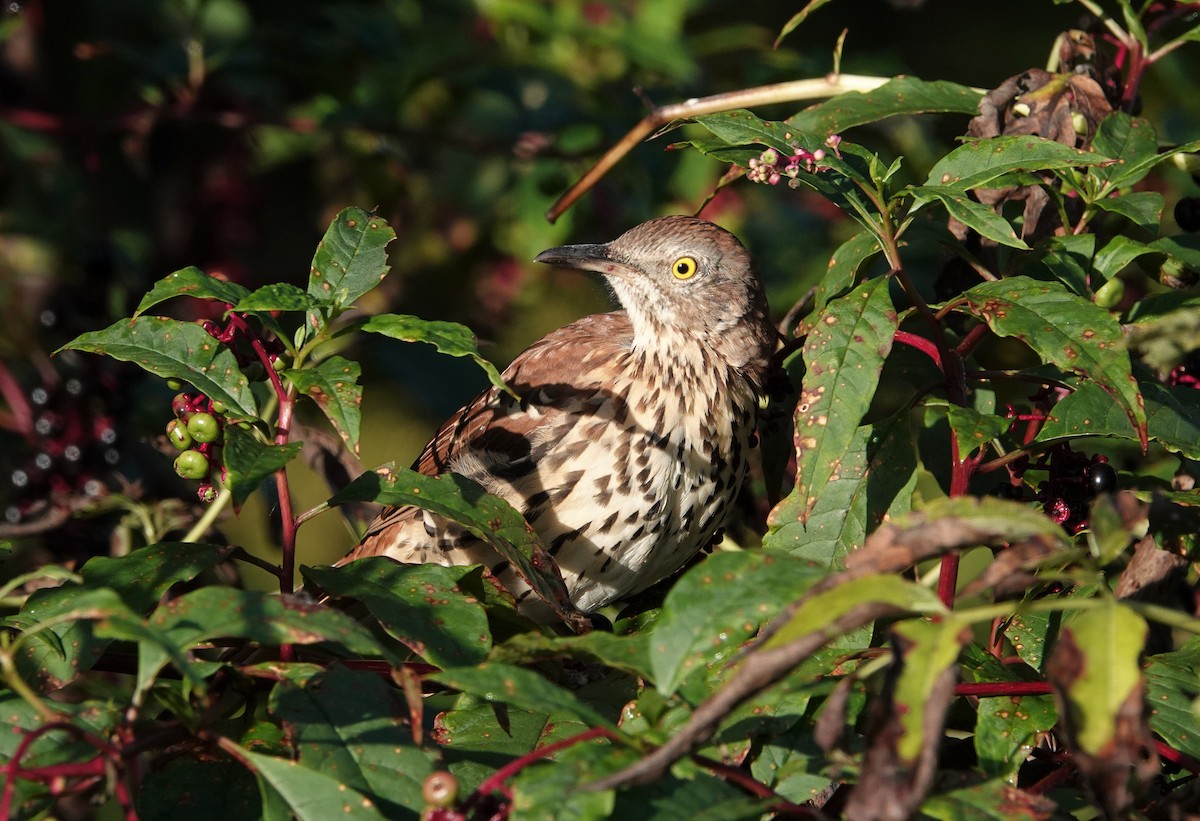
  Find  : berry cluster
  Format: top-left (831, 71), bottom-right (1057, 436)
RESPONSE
top-left (1168, 351), bottom-right (1200, 390)
top-left (995, 440), bottom-right (1117, 534)
top-left (198, 312), bottom-right (285, 378)
top-left (745, 134), bottom-right (842, 185)
top-left (167, 391), bottom-right (224, 503)
top-left (3, 353), bottom-right (123, 524)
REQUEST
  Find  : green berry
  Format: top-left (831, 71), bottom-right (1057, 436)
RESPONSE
top-left (166, 419), bottom-right (192, 450)
top-left (173, 449), bottom-right (210, 480)
top-left (166, 378), bottom-right (185, 391)
top-left (209, 399), bottom-right (227, 414)
top-left (1093, 277), bottom-right (1125, 309)
top-left (197, 483), bottom-right (218, 503)
top-left (421, 771), bottom-right (459, 809)
top-left (186, 412), bottom-right (221, 444)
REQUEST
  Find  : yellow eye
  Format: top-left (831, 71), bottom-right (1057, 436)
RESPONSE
top-left (672, 256), bottom-right (697, 280)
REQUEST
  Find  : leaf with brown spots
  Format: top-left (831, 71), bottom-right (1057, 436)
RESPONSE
top-left (429, 662), bottom-right (617, 731)
top-left (649, 549), bottom-right (825, 697)
top-left (793, 276), bottom-right (897, 525)
top-left (133, 266), bottom-right (252, 319)
top-left (59, 316), bottom-right (259, 418)
top-left (223, 424), bottom-right (303, 507)
top-left (283, 356), bottom-right (363, 454)
top-left (920, 780), bottom-right (1057, 821)
top-left (303, 559), bottom-right (491, 667)
top-left (961, 277), bottom-right (1147, 449)
top-left (307, 206), bottom-right (395, 313)
top-left (238, 747), bottom-right (391, 821)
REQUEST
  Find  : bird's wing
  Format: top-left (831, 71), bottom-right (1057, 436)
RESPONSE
top-left (343, 311), bottom-right (633, 561)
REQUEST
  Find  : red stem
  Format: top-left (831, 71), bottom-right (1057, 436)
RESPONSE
top-left (692, 755), bottom-right (819, 817)
top-left (2, 723), bottom-right (124, 820)
top-left (955, 681), bottom-right (1052, 697)
top-left (1156, 740), bottom-right (1200, 775)
top-left (464, 727), bottom-right (618, 810)
top-left (0, 359), bottom-right (35, 439)
top-left (954, 323), bottom-right (990, 359)
top-left (893, 330), bottom-right (942, 368)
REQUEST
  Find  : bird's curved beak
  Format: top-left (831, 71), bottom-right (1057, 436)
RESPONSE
top-left (533, 243), bottom-right (617, 276)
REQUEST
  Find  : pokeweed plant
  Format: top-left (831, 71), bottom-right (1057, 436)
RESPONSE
top-left (3, 1), bottom-right (1200, 820)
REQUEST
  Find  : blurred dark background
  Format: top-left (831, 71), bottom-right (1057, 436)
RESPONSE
top-left (2, 0), bottom-right (1197, 578)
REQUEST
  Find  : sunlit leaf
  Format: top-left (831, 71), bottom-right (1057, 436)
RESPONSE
top-left (283, 356), bottom-right (362, 453)
top-left (307, 207), bottom-right (395, 312)
top-left (134, 267), bottom-right (251, 319)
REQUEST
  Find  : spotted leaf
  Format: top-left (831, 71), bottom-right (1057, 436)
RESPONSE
top-left (307, 207), bottom-right (395, 312)
top-left (793, 276), bottom-right (897, 524)
top-left (283, 356), bottom-right (363, 453)
top-left (960, 277), bottom-right (1147, 449)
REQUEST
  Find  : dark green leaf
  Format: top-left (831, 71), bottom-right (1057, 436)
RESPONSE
top-left (1030, 233), bottom-right (1095, 295)
top-left (1088, 112), bottom-right (1160, 189)
top-left (328, 466), bottom-right (576, 619)
top-left (429, 662), bottom-right (618, 731)
top-left (960, 645), bottom-right (1058, 779)
top-left (1144, 638), bottom-right (1200, 760)
top-left (80, 541), bottom-right (227, 612)
top-left (134, 267), bottom-right (251, 319)
top-left (787, 78), bottom-right (982, 134)
top-left (793, 276), bottom-right (897, 524)
top-left (910, 186), bottom-right (1029, 249)
top-left (1036, 379), bottom-right (1200, 460)
top-left (923, 399), bottom-right (1009, 459)
top-left (960, 277), bottom-right (1146, 448)
top-left (137, 755), bottom-right (261, 821)
top-left (495, 629), bottom-right (652, 679)
top-left (234, 283), bottom-right (322, 313)
top-left (60, 317), bottom-right (258, 418)
top-left (223, 424), bottom-right (303, 506)
top-left (14, 587), bottom-right (138, 690)
top-left (269, 664), bottom-right (435, 818)
top-left (650, 550), bottom-right (824, 696)
top-left (240, 748), bottom-right (389, 821)
top-left (358, 313), bottom-right (510, 396)
top-left (283, 356), bottom-right (362, 453)
top-left (923, 135), bottom-right (1109, 190)
top-left (307, 206), bottom-right (395, 311)
top-left (303, 559), bottom-right (491, 667)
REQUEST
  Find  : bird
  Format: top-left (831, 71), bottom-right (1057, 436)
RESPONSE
top-left (338, 215), bottom-right (775, 617)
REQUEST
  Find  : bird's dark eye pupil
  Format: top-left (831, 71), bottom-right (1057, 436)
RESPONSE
top-left (676, 262), bottom-right (687, 274)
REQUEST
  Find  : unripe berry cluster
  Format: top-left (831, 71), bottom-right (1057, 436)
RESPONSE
top-left (167, 389), bottom-right (224, 503)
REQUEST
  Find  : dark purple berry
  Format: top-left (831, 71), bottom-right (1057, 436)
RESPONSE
top-left (1175, 197), bottom-right (1200, 232)
top-left (1087, 462), bottom-right (1117, 494)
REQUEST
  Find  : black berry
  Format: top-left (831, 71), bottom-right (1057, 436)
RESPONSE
top-left (1175, 197), bottom-right (1200, 232)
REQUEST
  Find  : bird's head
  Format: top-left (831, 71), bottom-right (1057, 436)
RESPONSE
top-left (534, 215), bottom-right (774, 375)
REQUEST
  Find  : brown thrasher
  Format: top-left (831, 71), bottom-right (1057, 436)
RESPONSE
top-left (339, 216), bottom-right (775, 616)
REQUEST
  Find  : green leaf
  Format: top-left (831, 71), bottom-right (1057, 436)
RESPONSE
top-left (134, 266), bottom-right (251, 319)
top-left (920, 779), bottom-right (1057, 820)
top-left (139, 586), bottom-right (391, 683)
top-left (492, 627), bottom-right (652, 680)
top-left (689, 109), bottom-right (809, 156)
top-left (1048, 599), bottom-right (1147, 756)
top-left (793, 276), bottom-right (897, 524)
top-left (960, 277), bottom-right (1147, 449)
top-left (429, 662), bottom-right (617, 731)
top-left (269, 664), bottom-right (435, 818)
top-left (235, 283), bottom-right (322, 313)
top-left (762, 574), bottom-right (947, 651)
top-left (1144, 638), bottom-right (1200, 761)
top-left (1090, 113), bottom-right (1200, 190)
top-left (328, 466), bottom-right (575, 618)
top-left (773, 0), bottom-right (835, 48)
top-left (239, 749), bottom-right (388, 821)
top-left (1091, 190), bottom-right (1163, 228)
top-left (223, 424), bottom-right (303, 506)
top-left (767, 412), bottom-right (916, 567)
top-left (650, 550), bottom-right (824, 696)
top-left (509, 741), bottom-right (622, 821)
top-left (1030, 233), bottom-right (1095, 295)
top-left (80, 541), bottom-right (228, 612)
top-left (1036, 379), bottom-right (1200, 460)
top-left (60, 317), bottom-right (258, 418)
top-left (923, 399), bottom-right (1009, 459)
top-left (924, 135), bottom-right (1110, 190)
top-left (960, 645), bottom-right (1058, 779)
top-left (283, 356), bottom-right (363, 453)
top-left (910, 186), bottom-right (1029, 249)
top-left (891, 617), bottom-right (967, 762)
top-left (358, 313), bottom-right (511, 397)
top-left (794, 229), bottom-right (882, 336)
top-left (1002, 585), bottom-right (1098, 673)
top-left (303, 559), bottom-right (491, 667)
top-left (307, 206), bottom-right (395, 312)
top-left (787, 77), bottom-right (982, 134)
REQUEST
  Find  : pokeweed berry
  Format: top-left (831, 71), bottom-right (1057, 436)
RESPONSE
top-left (171, 392), bottom-right (193, 418)
top-left (166, 419), bottom-right (192, 450)
top-left (1087, 461), bottom-right (1118, 494)
top-left (1175, 196), bottom-right (1200, 232)
top-left (422, 771), bottom-right (460, 809)
top-left (1093, 277), bottom-right (1125, 310)
top-left (197, 483), bottom-right (218, 503)
top-left (186, 411), bottom-right (221, 444)
top-left (173, 449), bottom-right (210, 480)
